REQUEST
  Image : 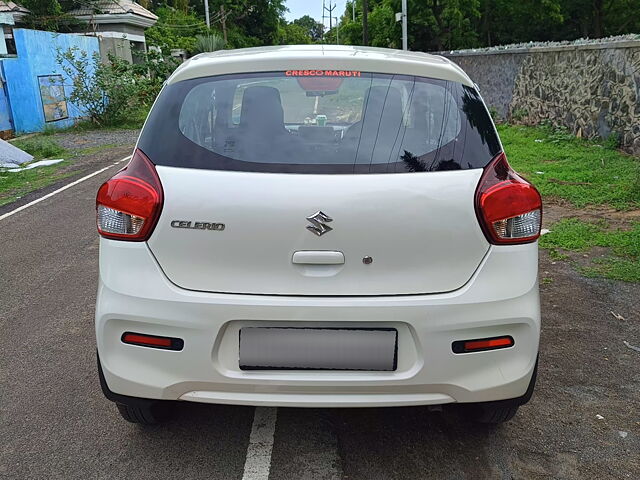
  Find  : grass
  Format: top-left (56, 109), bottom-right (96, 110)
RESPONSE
top-left (0, 164), bottom-right (74, 206)
top-left (498, 124), bottom-right (640, 210)
top-left (1, 137), bottom-right (70, 206)
top-left (11, 137), bottom-right (67, 159)
top-left (498, 123), bottom-right (640, 282)
top-left (539, 218), bottom-right (640, 282)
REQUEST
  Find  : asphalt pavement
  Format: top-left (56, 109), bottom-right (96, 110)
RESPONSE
top-left (1, 147), bottom-right (638, 479)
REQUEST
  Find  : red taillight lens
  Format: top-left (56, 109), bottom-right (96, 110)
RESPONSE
top-left (452, 336), bottom-right (514, 353)
top-left (121, 332), bottom-right (184, 351)
top-left (475, 152), bottom-right (542, 244)
top-left (96, 149), bottom-right (163, 241)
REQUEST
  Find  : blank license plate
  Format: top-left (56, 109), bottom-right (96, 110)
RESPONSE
top-left (239, 327), bottom-right (398, 371)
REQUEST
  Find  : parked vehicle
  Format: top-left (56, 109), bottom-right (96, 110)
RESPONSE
top-left (95, 45), bottom-right (541, 425)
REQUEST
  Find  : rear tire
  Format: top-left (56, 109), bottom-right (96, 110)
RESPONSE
top-left (116, 401), bottom-right (173, 425)
top-left (463, 356), bottom-right (539, 424)
top-left (465, 401), bottom-right (520, 424)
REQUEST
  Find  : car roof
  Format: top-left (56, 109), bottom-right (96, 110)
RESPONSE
top-left (167, 44), bottom-right (473, 86)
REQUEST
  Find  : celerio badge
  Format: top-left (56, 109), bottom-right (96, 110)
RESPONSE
top-left (306, 211), bottom-right (333, 236)
top-left (171, 220), bottom-right (225, 231)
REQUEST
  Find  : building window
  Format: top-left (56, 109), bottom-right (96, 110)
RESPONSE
top-left (3, 25), bottom-right (17, 56)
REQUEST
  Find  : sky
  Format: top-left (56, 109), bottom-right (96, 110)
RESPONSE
top-left (285, 0), bottom-right (349, 28)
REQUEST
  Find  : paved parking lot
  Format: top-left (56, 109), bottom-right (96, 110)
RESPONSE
top-left (1, 148), bottom-right (638, 479)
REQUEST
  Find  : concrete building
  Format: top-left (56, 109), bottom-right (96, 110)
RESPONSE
top-left (67, 0), bottom-right (158, 59)
top-left (0, 1), bottom-right (30, 56)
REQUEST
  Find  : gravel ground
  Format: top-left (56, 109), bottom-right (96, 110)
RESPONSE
top-left (53, 129), bottom-right (140, 153)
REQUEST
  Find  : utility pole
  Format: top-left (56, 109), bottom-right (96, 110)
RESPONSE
top-left (401, 0), bottom-right (407, 50)
top-left (352, 1), bottom-right (355, 22)
top-left (204, 0), bottom-right (210, 28)
top-left (324, 2), bottom-right (336, 43)
top-left (321, 0), bottom-right (325, 42)
top-left (362, 0), bottom-right (368, 45)
top-left (220, 5), bottom-right (227, 43)
top-left (395, 0), bottom-right (408, 49)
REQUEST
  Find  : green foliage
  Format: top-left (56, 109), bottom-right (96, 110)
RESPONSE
top-left (192, 33), bottom-right (226, 54)
top-left (293, 15), bottom-right (324, 42)
top-left (337, 0), bottom-right (640, 50)
top-left (11, 137), bottom-right (66, 159)
top-left (145, 6), bottom-right (208, 54)
top-left (278, 23), bottom-right (312, 45)
top-left (498, 124), bottom-right (640, 210)
top-left (20, 0), bottom-right (84, 31)
top-left (56, 47), bottom-right (174, 127)
top-left (604, 131), bottom-right (621, 149)
top-left (540, 219), bottom-right (640, 283)
top-left (368, 2), bottom-right (398, 48)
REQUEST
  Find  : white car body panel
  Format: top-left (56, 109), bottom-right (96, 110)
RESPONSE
top-left (96, 45), bottom-right (540, 409)
top-left (168, 45), bottom-right (473, 87)
top-left (148, 167), bottom-right (489, 295)
top-left (96, 239), bottom-right (539, 407)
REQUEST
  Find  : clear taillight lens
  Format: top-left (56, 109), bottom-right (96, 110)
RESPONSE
top-left (476, 152), bottom-right (542, 244)
top-left (97, 205), bottom-right (145, 235)
top-left (96, 149), bottom-right (163, 241)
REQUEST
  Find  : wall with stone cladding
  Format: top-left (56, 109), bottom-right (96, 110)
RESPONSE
top-left (442, 40), bottom-right (640, 155)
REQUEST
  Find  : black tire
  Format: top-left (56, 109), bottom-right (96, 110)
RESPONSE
top-left (465, 401), bottom-right (520, 424)
top-left (463, 357), bottom-right (539, 424)
top-left (116, 401), bottom-right (173, 425)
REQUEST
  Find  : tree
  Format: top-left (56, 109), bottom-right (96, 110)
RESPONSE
top-left (477, 0), bottom-right (563, 46)
top-left (145, 6), bottom-right (208, 54)
top-left (293, 15), bottom-right (324, 42)
top-left (21, 0), bottom-right (66, 31)
top-left (278, 23), bottom-right (312, 45)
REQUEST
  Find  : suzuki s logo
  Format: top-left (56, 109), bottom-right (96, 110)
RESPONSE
top-left (306, 211), bottom-right (333, 236)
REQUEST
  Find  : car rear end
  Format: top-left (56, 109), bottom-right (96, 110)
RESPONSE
top-left (95, 46), bottom-right (541, 423)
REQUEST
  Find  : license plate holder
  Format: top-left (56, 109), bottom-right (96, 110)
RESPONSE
top-left (239, 327), bottom-right (398, 371)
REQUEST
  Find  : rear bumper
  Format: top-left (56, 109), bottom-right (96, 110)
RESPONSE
top-left (96, 239), bottom-right (540, 407)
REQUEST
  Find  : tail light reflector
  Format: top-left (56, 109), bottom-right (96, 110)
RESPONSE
top-left (121, 332), bottom-right (184, 351)
top-left (475, 152), bottom-right (542, 244)
top-left (96, 149), bottom-right (163, 241)
top-left (452, 336), bottom-right (514, 354)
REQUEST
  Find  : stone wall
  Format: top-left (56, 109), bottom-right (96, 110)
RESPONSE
top-left (441, 39), bottom-right (640, 155)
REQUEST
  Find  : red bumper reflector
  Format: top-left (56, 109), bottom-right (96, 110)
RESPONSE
top-left (452, 336), bottom-right (514, 354)
top-left (121, 332), bottom-right (184, 351)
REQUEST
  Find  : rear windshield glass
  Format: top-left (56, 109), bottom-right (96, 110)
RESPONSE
top-left (138, 71), bottom-right (500, 174)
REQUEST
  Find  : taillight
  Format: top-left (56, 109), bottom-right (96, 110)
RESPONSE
top-left (475, 152), bottom-right (542, 244)
top-left (96, 149), bottom-right (163, 241)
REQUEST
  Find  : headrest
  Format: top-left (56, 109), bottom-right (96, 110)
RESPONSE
top-left (240, 86), bottom-right (285, 131)
top-left (361, 86), bottom-right (403, 125)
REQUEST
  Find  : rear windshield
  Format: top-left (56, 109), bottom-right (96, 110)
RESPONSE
top-left (138, 71), bottom-right (500, 174)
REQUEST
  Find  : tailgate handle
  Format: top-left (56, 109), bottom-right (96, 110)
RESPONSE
top-left (292, 251), bottom-right (345, 265)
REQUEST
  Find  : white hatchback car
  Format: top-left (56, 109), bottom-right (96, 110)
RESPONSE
top-left (95, 45), bottom-right (541, 425)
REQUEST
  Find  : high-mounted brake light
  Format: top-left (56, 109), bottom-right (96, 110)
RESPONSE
top-left (475, 152), bottom-right (542, 244)
top-left (96, 149), bottom-right (163, 241)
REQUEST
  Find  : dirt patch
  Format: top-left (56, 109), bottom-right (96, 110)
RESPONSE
top-left (524, 250), bottom-right (640, 479)
top-left (543, 198), bottom-right (640, 229)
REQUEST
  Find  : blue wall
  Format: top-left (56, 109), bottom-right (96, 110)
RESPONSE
top-left (0, 29), bottom-right (99, 134)
top-left (0, 76), bottom-right (12, 132)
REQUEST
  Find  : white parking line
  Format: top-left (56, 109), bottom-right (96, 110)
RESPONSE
top-left (0, 156), bottom-right (131, 222)
top-left (242, 407), bottom-right (278, 480)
